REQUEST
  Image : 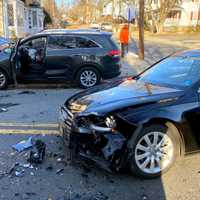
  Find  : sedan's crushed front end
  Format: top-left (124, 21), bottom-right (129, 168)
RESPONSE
top-left (59, 104), bottom-right (136, 172)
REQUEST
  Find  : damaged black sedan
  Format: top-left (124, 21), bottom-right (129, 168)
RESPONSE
top-left (59, 49), bottom-right (200, 178)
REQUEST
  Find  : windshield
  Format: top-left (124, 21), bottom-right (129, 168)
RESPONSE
top-left (138, 56), bottom-right (200, 89)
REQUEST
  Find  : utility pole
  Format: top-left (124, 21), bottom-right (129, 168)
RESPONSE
top-left (138, 0), bottom-right (144, 59)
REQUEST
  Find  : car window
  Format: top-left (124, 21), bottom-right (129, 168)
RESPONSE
top-left (48, 35), bottom-right (76, 49)
top-left (22, 37), bottom-right (46, 49)
top-left (76, 37), bottom-right (99, 48)
top-left (139, 56), bottom-right (200, 88)
top-left (19, 37), bottom-right (46, 63)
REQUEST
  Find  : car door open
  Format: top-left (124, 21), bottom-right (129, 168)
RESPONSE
top-left (17, 37), bottom-right (47, 80)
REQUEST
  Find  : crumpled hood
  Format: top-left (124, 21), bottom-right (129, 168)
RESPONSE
top-left (68, 79), bottom-right (184, 114)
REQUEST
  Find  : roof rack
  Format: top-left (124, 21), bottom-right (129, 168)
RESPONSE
top-left (41, 28), bottom-right (111, 35)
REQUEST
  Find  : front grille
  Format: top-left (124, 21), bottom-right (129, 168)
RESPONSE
top-left (61, 106), bottom-right (74, 135)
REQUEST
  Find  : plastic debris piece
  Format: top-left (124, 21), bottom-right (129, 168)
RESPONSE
top-left (0, 108), bottom-right (8, 112)
top-left (21, 163), bottom-right (34, 169)
top-left (46, 165), bottom-right (54, 171)
top-left (15, 169), bottom-right (25, 177)
top-left (142, 195), bottom-right (148, 200)
top-left (12, 137), bottom-right (33, 152)
top-left (56, 168), bottom-right (64, 174)
top-left (8, 162), bottom-right (19, 174)
top-left (29, 140), bottom-right (46, 164)
top-left (30, 172), bottom-right (34, 176)
top-left (57, 158), bottom-right (62, 162)
top-left (22, 163), bottom-right (30, 168)
top-left (9, 152), bottom-right (16, 156)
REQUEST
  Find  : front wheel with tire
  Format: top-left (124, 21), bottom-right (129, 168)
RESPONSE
top-left (0, 69), bottom-right (8, 89)
top-left (76, 67), bottom-right (101, 89)
top-left (129, 124), bottom-right (181, 178)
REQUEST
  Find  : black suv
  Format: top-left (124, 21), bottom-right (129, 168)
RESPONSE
top-left (0, 29), bottom-right (121, 89)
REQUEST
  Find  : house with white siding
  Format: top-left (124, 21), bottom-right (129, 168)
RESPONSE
top-left (0, 0), bottom-right (44, 38)
top-left (103, 0), bottom-right (136, 21)
top-left (103, 0), bottom-right (200, 30)
top-left (164, 0), bottom-right (200, 30)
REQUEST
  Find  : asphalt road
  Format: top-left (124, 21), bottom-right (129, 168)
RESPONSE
top-left (0, 88), bottom-right (80, 124)
top-left (0, 88), bottom-right (200, 200)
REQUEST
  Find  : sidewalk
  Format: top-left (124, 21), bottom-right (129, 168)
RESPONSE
top-left (120, 32), bottom-right (199, 76)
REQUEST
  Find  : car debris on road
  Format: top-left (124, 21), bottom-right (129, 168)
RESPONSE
top-left (12, 137), bottom-right (33, 152)
top-left (29, 139), bottom-right (46, 164)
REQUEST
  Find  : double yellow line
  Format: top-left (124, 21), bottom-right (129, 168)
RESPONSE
top-left (0, 122), bottom-right (60, 135)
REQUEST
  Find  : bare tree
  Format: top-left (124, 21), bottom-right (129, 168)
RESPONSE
top-left (41, 0), bottom-right (58, 26)
top-left (146, 0), bottom-right (182, 33)
top-left (67, 0), bottom-right (98, 24)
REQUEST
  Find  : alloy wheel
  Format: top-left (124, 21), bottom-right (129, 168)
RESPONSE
top-left (135, 131), bottom-right (174, 174)
top-left (80, 70), bottom-right (97, 88)
top-left (0, 72), bottom-right (6, 88)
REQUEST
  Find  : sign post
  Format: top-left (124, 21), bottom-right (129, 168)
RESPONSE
top-left (127, 6), bottom-right (135, 52)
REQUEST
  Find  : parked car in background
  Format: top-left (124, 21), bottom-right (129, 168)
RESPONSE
top-left (101, 23), bottom-right (113, 32)
top-left (59, 49), bottom-right (200, 178)
top-left (0, 37), bottom-right (10, 51)
top-left (0, 36), bottom-right (9, 46)
top-left (0, 29), bottom-right (121, 89)
top-left (60, 20), bottom-right (70, 28)
top-left (90, 23), bottom-right (101, 29)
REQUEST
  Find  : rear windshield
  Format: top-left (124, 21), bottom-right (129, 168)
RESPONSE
top-left (89, 34), bottom-right (119, 50)
top-left (110, 35), bottom-right (120, 49)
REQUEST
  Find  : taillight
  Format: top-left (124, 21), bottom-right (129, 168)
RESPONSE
top-left (127, 77), bottom-right (133, 80)
top-left (108, 50), bottom-right (120, 56)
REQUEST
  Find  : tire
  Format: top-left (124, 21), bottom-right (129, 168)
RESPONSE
top-left (129, 124), bottom-right (181, 178)
top-left (76, 67), bottom-right (101, 89)
top-left (0, 69), bottom-right (8, 90)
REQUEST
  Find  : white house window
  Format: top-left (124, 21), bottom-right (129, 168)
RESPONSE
top-left (17, 7), bottom-right (24, 27)
top-left (32, 11), bottom-right (37, 27)
top-left (8, 4), bottom-right (14, 26)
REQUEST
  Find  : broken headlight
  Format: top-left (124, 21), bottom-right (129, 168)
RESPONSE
top-left (105, 116), bottom-right (117, 129)
top-left (75, 114), bottom-right (117, 133)
top-left (69, 102), bottom-right (87, 113)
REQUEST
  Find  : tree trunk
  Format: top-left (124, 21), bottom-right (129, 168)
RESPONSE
top-left (150, 11), bottom-right (158, 33)
top-left (156, 23), bottom-right (164, 33)
top-left (155, 18), bottom-right (166, 34)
